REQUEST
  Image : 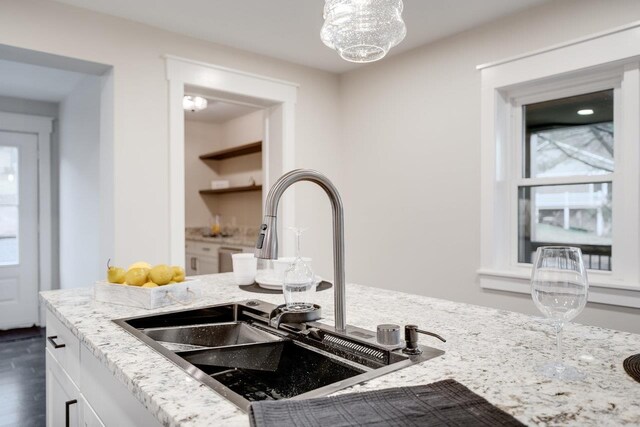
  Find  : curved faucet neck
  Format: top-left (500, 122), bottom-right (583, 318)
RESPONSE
top-left (264, 169), bottom-right (343, 217)
top-left (256, 169), bottom-right (347, 332)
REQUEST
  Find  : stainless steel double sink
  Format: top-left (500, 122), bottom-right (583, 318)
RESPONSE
top-left (114, 300), bottom-right (444, 411)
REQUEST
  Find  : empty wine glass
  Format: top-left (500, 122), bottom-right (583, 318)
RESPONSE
top-left (531, 246), bottom-right (588, 380)
top-left (283, 227), bottom-right (316, 312)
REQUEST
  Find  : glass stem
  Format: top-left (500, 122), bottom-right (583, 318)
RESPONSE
top-left (555, 323), bottom-right (563, 365)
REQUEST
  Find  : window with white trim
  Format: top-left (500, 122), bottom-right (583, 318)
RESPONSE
top-left (478, 22), bottom-right (640, 307)
top-left (515, 88), bottom-right (615, 271)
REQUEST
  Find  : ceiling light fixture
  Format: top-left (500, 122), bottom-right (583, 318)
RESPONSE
top-left (183, 95), bottom-right (208, 112)
top-left (577, 109), bottom-right (594, 116)
top-left (321, 0), bottom-right (406, 63)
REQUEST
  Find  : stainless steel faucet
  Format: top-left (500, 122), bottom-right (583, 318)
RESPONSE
top-left (255, 169), bottom-right (346, 332)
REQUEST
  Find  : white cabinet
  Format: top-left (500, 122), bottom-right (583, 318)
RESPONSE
top-left (184, 239), bottom-right (254, 276)
top-left (198, 256), bottom-right (219, 274)
top-left (46, 311), bottom-right (81, 384)
top-left (45, 308), bottom-right (162, 427)
top-left (185, 253), bottom-right (198, 276)
top-left (185, 240), bottom-right (219, 275)
top-left (185, 252), bottom-right (219, 275)
top-left (79, 396), bottom-right (105, 427)
top-left (46, 349), bottom-right (80, 427)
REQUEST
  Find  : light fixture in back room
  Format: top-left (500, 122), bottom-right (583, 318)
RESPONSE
top-left (183, 95), bottom-right (208, 112)
top-left (321, 0), bottom-right (406, 63)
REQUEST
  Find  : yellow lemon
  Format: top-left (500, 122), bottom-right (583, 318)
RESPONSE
top-left (128, 261), bottom-right (152, 271)
top-left (171, 266), bottom-right (185, 283)
top-left (125, 268), bottom-right (149, 286)
top-left (149, 265), bottom-right (173, 285)
top-left (141, 282), bottom-right (159, 288)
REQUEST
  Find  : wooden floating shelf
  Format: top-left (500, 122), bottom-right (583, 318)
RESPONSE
top-left (199, 185), bottom-right (263, 195)
top-left (199, 141), bottom-right (262, 161)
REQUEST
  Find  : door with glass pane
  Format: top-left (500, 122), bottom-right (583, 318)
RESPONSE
top-left (0, 131), bottom-right (38, 329)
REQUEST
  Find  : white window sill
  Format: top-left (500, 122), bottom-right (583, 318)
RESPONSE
top-left (478, 268), bottom-right (640, 309)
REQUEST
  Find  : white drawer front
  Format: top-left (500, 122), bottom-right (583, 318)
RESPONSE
top-left (46, 348), bottom-right (80, 427)
top-left (189, 241), bottom-right (220, 257)
top-left (185, 240), bottom-right (220, 259)
top-left (46, 309), bottom-right (81, 386)
top-left (79, 396), bottom-right (105, 427)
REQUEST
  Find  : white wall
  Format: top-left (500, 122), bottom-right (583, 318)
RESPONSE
top-left (185, 110), bottom-right (264, 229)
top-left (219, 109), bottom-right (263, 150)
top-left (58, 75), bottom-right (102, 288)
top-left (0, 0), bottom-right (342, 275)
top-left (184, 120), bottom-right (222, 228)
top-left (218, 109), bottom-right (264, 187)
top-left (339, 0), bottom-right (640, 332)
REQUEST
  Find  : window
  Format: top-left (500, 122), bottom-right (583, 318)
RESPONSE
top-left (517, 90), bottom-right (614, 271)
top-left (478, 22), bottom-right (640, 307)
top-left (0, 145), bottom-right (18, 265)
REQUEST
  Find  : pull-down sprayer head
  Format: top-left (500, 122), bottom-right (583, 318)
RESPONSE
top-left (255, 216), bottom-right (278, 260)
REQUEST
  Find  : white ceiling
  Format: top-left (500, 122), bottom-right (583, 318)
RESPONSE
top-left (52, 0), bottom-right (551, 73)
top-left (0, 59), bottom-right (87, 102)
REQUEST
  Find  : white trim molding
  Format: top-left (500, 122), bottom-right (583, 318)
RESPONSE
top-left (164, 56), bottom-right (298, 265)
top-left (478, 23), bottom-right (640, 308)
top-left (0, 111), bottom-right (53, 323)
top-left (479, 269), bottom-right (640, 309)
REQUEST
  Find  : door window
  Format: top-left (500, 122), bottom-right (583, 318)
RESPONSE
top-left (0, 146), bottom-right (19, 265)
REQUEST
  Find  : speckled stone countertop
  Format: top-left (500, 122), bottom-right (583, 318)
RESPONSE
top-left (185, 234), bottom-right (255, 247)
top-left (185, 226), bottom-right (257, 248)
top-left (40, 274), bottom-right (640, 426)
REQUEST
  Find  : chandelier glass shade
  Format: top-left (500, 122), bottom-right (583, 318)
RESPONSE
top-left (321, 0), bottom-right (406, 63)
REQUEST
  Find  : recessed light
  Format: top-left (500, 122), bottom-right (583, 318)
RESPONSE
top-left (577, 109), bottom-right (594, 116)
top-left (183, 95), bottom-right (208, 112)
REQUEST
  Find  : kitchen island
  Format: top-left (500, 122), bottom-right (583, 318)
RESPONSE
top-left (40, 273), bottom-right (640, 426)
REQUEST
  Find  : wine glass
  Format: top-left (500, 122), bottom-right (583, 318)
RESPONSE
top-left (283, 227), bottom-right (316, 312)
top-left (531, 246), bottom-right (588, 380)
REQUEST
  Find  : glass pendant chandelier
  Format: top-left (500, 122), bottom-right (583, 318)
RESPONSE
top-left (183, 95), bottom-right (208, 112)
top-left (321, 0), bottom-right (406, 63)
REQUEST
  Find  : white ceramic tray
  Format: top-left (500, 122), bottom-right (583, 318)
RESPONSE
top-left (94, 278), bottom-right (203, 309)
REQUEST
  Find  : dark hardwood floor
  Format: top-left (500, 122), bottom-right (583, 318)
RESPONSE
top-left (0, 327), bottom-right (46, 427)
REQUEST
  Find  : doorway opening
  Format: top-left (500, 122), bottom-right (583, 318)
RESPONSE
top-left (183, 88), bottom-right (266, 275)
top-left (165, 56), bottom-right (298, 267)
top-left (0, 45), bottom-right (114, 329)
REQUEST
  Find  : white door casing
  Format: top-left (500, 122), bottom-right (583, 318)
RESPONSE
top-left (0, 112), bottom-right (52, 328)
top-left (165, 56), bottom-right (298, 266)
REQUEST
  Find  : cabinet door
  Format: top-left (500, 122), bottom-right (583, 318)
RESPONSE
top-left (198, 256), bottom-right (218, 274)
top-left (46, 349), bottom-right (79, 427)
top-left (79, 396), bottom-right (105, 427)
top-left (185, 253), bottom-right (198, 276)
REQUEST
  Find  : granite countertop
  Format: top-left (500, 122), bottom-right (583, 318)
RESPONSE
top-left (40, 274), bottom-right (640, 426)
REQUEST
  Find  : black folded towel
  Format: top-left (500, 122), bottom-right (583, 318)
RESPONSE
top-left (248, 379), bottom-right (525, 427)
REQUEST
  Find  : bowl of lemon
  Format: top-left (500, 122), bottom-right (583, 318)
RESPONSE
top-left (95, 261), bottom-right (201, 309)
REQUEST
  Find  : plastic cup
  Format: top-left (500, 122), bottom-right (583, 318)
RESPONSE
top-left (232, 253), bottom-right (257, 285)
